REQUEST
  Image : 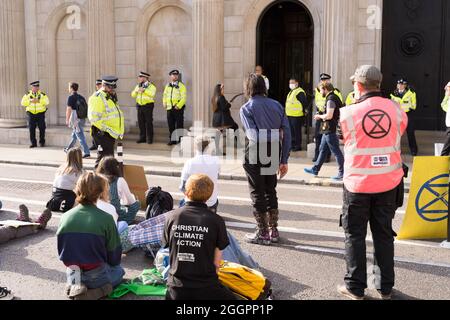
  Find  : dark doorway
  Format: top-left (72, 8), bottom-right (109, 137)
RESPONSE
top-left (382, 0), bottom-right (450, 131)
top-left (257, 1), bottom-right (314, 104)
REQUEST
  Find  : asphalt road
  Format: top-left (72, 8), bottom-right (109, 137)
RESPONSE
top-left (0, 163), bottom-right (449, 300)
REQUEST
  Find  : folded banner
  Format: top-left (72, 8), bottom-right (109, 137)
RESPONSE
top-left (123, 165), bottom-right (149, 210)
top-left (397, 157), bottom-right (449, 240)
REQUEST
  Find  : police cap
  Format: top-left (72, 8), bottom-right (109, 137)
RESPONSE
top-left (397, 78), bottom-right (408, 85)
top-left (139, 71), bottom-right (151, 78)
top-left (30, 81), bottom-right (40, 87)
top-left (320, 73), bottom-right (332, 81)
top-left (169, 70), bottom-right (180, 76)
top-left (102, 76), bottom-right (119, 88)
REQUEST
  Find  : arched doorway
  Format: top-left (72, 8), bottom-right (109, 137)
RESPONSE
top-left (55, 13), bottom-right (88, 125)
top-left (257, 0), bottom-right (314, 103)
top-left (146, 5), bottom-right (193, 127)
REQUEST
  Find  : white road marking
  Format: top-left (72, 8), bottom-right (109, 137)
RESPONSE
top-left (0, 196), bottom-right (47, 206)
top-left (294, 245), bottom-right (450, 269)
top-left (225, 221), bottom-right (444, 250)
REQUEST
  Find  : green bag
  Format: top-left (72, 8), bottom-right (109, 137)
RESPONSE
top-left (109, 269), bottom-right (167, 299)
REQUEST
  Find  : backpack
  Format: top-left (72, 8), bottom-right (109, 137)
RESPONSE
top-left (218, 261), bottom-right (272, 300)
top-left (145, 187), bottom-right (174, 220)
top-left (75, 95), bottom-right (88, 119)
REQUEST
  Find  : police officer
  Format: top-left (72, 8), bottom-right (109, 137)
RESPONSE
top-left (88, 76), bottom-right (124, 168)
top-left (313, 73), bottom-right (343, 162)
top-left (163, 70), bottom-right (187, 146)
top-left (338, 65), bottom-right (408, 300)
top-left (391, 78), bottom-right (418, 156)
top-left (132, 72), bottom-right (156, 144)
top-left (21, 81), bottom-right (50, 148)
top-left (285, 78), bottom-right (307, 152)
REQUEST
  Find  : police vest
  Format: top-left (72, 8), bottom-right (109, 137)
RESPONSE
top-left (88, 90), bottom-right (125, 140)
top-left (286, 87), bottom-right (306, 117)
top-left (132, 83), bottom-right (156, 106)
top-left (21, 90), bottom-right (49, 115)
top-left (390, 89), bottom-right (417, 113)
top-left (340, 95), bottom-right (407, 194)
top-left (315, 88), bottom-right (343, 113)
top-left (346, 91), bottom-right (356, 106)
top-left (163, 82), bottom-right (187, 110)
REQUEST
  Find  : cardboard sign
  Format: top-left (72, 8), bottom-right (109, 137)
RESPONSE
top-left (123, 165), bottom-right (149, 211)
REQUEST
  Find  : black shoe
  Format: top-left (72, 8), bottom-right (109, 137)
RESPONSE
top-left (89, 145), bottom-right (97, 151)
top-left (136, 140), bottom-right (146, 144)
top-left (40, 142), bottom-right (45, 148)
top-left (83, 154), bottom-right (91, 159)
top-left (30, 144), bottom-right (37, 149)
top-left (147, 141), bottom-right (153, 145)
top-left (167, 141), bottom-right (175, 146)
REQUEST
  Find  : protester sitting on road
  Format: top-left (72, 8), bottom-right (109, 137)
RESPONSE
top-left (163, 174), bottom-right (236, 300)
top-left (180, 135), bottom-right (220, 213)
top-left (46, 148), bottom-right (84, 215)
top-left (212, 83), bottom-right (239, 132)
top-left (97, 157), bottom-right (140, 225)
top-left (0, 202), bottom-right (51, 245)
top-left (57, 172), bottom-right (125, 300)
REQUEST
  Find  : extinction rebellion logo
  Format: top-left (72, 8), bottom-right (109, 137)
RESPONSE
top-left (362, 109), bottom-right (392, 139)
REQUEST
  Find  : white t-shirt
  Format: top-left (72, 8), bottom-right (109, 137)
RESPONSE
top-left (117, 177), bottom-right (137, 206)
top-left (97, 200), bottom-right (119, 224)
top-left (180, 154), bottom-right (220, 207)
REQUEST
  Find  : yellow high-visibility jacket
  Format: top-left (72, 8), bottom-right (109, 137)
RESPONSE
top-left (442, 95), bottom-right (450, 112)
top-left (21, 90), bottom-right (49, 114)
top-left (315, 88), bottom-right (343, 113)
top-left (286, 87), bottom-right (306, 117)
top-left (346, 91), bottom-right (356, 106)
top-left (163, 82), bottom-right (187, 110)
top-left (88, 90), bottom-right (124, 140)
top-left (131, 83), bottom-right (157, 106)
top-left (391, 89), bottom-right (417, 113)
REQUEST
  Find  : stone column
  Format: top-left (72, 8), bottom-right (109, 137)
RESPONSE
top-left (87, 0), bottom-right (116, 87)
top-left (321, 0), bottom-right (359, 94)
top-left (0, 0), bottom-right (27, 128)
top-left (192, 0), bottom-right (224, 127)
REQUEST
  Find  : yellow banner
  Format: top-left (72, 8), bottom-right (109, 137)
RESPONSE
top-left (397, 157), bottom-right (449, 240)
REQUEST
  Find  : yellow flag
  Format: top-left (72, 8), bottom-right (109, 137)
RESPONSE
top-left (397, 157), bottom-right (449, 240)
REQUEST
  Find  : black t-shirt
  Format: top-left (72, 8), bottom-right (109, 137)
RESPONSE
top-left (162, 202), bottom-right (230, 289)
top-left (67, 93), bottom-right (79, 110)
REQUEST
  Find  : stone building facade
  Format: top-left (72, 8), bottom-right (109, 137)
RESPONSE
top-left (0, 0), bottom-right (382, 132)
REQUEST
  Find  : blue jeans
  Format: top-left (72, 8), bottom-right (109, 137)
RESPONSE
top-left (67, 264), bottom-right (125, 289)
top-left (313, 133), bottom-right (344, 177)
top-left (67, 119), bottom-right (90, 156)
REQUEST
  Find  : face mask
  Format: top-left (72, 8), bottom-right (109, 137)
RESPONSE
top-left (289, 84), bottom-right (297, 90)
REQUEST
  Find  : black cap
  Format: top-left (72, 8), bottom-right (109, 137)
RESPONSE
top-left (96, 79), bottom-right (102, 85)
top-left (320, 73), bottom-right (332, 81)
top-left (169, 70), bottom-right (180, 76)
top-left (397, 78), bottom-right (408, 84)
top-left (30, 81), bottom-right (40, 87)
top-left (102, 76), bottom-right (118, 87)
top-left (139, 71), bottom-right (151, 78)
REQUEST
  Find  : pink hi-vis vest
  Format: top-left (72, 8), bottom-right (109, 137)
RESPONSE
top-left (340, 96), bottom-right (408, 194)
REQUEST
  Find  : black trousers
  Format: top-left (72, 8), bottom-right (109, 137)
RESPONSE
top-left (167, 107), bottom-right (185, 142)
top-left (406, 112), bottom-right (418, 155)
top-left (27, 112), bottom-right (46, 145)
top-left (137, 103), bottom-right (154, 143)
top-left (314, 120), bottom-right (331, 161)
top-left (341, 185), bottom-right (400, 296)
top-left (92, 126), bottom-right (116, 168)
top-left (288, 116), bottom-right (304, 151)
top-left (243, 163), bottom-right (278, 214)
top-left (441, 127), bottom-right (450, 156)
top-left (165, 284), bottom-right (237, 301)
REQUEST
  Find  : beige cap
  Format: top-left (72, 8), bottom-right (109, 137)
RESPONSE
top-left (350, 65), bottom-right (383, 84)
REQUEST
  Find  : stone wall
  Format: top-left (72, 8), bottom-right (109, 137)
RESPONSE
top-left (0, 0), bottom-right (383, 130)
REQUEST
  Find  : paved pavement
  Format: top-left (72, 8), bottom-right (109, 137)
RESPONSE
top-left (0, 143), bottom-right (415, 189)
top-left (0, 164), bottom-right (449, 300)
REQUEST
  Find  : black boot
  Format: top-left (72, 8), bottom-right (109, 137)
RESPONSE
top-left (268, 209), bottom-right (280, 243)
top-left (245, 212), bottom-right (271, 246)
